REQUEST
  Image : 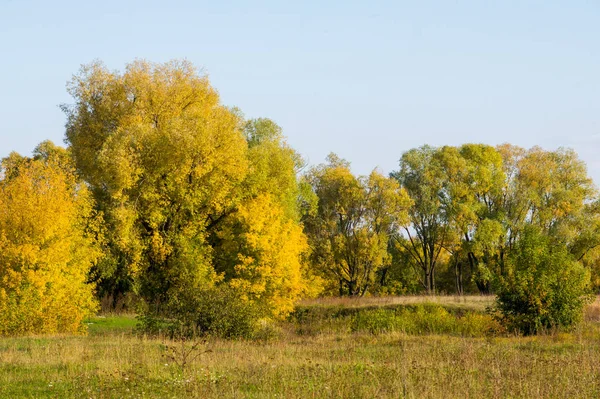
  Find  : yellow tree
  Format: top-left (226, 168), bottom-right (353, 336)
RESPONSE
top-left (214, 194), bottom-right (312, 317)
top-left (64, 60), bottom-right (316, 321)
top-left (63, 60), bottom-right (248, 302)
top-left (210, 118), bottom-right (320, 316)
top-left (0, 143), bottom-right (101, 335)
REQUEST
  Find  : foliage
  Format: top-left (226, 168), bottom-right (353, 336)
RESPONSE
top-left (438, 144), bottom-right (506, 294)
top-left (213, 194), bottom-right (316, 317)
top-left (392, 143), bottom-right (600, 299)
top-left (392, 146), bottom-right (451, 294)
top-left (209, 117), bottom-right (321, 316)
top-left (373, 241), bottom-right (422, 295)
top-left (139, 286), bottom-right (261, 339)
top-left (2, 56), bottom-right (599, 337)
top-left (350, 305), bottom-right (496, 337)
top-left (303, 154), bottom-right (411, 296)
top-left (242, 117), bottom-right (308, 220)
top-left (0, 144), bottom-right (101, 335)
top-left (63, 59), bottom-right (248, 302)
top-left (495, 226), bottom-right (592, 334)
top-left (63, 60), bottom-right (314, 319)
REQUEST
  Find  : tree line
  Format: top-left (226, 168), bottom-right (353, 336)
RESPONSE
top-left (0, 60), bottom-right (598, 335)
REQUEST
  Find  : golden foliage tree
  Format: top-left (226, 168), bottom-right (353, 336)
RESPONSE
top-left (214, 194), bottom-right (311, 317)
top-left (63, 60), bottom-right (248, 302)
top-left (64, 60), bottom-right (315, 319)
top-left (0, 143), bottom-right (101, 335)
top-left (210, 118), bottom-right (320, 316)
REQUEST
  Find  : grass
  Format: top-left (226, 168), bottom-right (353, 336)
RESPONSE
top-left (84, 314), bottom-right (138, 335)
top-left (298, 294), bottom-right (495, 312)
top-left (1, 297), bottom-right (599, 398)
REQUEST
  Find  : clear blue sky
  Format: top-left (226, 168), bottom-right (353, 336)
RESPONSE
top-left (1, 0), bottom-right (599, 182)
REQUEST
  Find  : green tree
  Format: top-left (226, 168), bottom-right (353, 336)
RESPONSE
top-left (392, 146), bottom-right (451, 294)
top-left (241, 117), bottom-right (308, 220)
top-left (495, 226), bottom-right (592, 334)
top-left (436, 144), bottom-right (506, 294)
top-left (304, 154), bottom-right (411, 296)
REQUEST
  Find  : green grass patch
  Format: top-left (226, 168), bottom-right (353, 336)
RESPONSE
top-left (84, 314), bottom-right (138, 335)
top-left (350, 305), bottom-right (496, 336)
top-left (291, 302), bottom-right (500, 337)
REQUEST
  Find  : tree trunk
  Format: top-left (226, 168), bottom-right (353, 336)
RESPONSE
top-left (379, 267), bottom-right (389, 287)
top-left (424, 271), bottom-right (431, 294)
top-left (454, 258), bottom-right (463, 296)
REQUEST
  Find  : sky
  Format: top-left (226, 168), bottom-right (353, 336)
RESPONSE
top-left (1, 0), bottom-right (599, 183)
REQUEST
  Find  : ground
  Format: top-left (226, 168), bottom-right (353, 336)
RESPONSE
top-left (1, 296), bottom-right (599, 398)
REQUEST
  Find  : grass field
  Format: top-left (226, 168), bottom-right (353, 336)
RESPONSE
top-left (1, 296), bottom-right (600, 398)
top-left (298, 294), bottom-right (495, 311)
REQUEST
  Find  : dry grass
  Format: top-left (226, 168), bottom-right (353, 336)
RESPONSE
top-left (2, 329), bottom-right (600, 398)
top-left (584, 296), bottom-right (600, 322)
top-left (298, 294), bottom-right (495, 312)
top-left (1, 296), bottom-right (599, 398)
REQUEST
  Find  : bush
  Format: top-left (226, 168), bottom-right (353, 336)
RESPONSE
top-left (494, 227), bottom-right (592, 335)
top-left (350, 304), bottom-right (495, 337)
top-left (0, 151), bottom-right (100, 336)
top-left (351, 309), bottom-right (401, 334)
top-left (139, 286), bottom-right (262, 339)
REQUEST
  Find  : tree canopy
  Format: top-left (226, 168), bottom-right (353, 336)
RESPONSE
top-left (303, 154), bottom-right (411, 296)
top-left (0, 58), bottom-right (598, 336)
top-left (62, 60), bottom-right (315, 322)
top-left (0, 142), bottom-right (101, 335)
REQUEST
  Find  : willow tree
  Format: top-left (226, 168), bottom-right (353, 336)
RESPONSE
top-left (433, 144), bottom-right (506, 294)
top-left (63, 60), bottom-right (249, 303)
top-left (304, 154), bottom-right (411, 296)
top-left (64, 60), bottom-right (315, 320)
top-left (517, 147), bottom-right (596, 238)
top-left (392, 146), bottom-right (451, 294)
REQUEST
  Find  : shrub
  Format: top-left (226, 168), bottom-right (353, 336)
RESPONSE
top-left (350, 304), bottom-right (495, 337)
top-left (494, 227), bottom-right (592, 335)
top-left (139, 286), bottom-right (262, 339)
top-left (351, 309), bottom-right (402, 334)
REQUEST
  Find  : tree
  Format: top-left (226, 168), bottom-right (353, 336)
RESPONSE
top-left (392, 146), bottom-right (450, 294)
top-left (241, 117), bottom-right (308, 221)
top-left (213, 194), bottom-right (311, 317)
top-left (64, 60), bottom-right (315, 321)
top-left (0, 143), bottom-right (101, 335)
top-left (435, 144), bottom-right (506, 294)
top-left (63, 60), bottom-right (249, 303)
top-left (517, 147), bottom-right (596, 240)
top-left (210, 118), bottom-right (320, 315)
top-left (304, 154), bottom-right (411, 296)
top-left (495, 226), bottom-right (592, 334)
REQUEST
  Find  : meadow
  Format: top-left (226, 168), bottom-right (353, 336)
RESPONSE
top-left (1, 296), bottom-right (600, 399)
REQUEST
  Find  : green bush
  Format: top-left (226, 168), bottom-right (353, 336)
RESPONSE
top-left (350, 304), bottom-right (494, 337)
top-left (139, 286), bottom-right (262, 339)
top-left (351, 309), bottom-right (401, 334)
top-left (494, 227), bottom-right (592, 335)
